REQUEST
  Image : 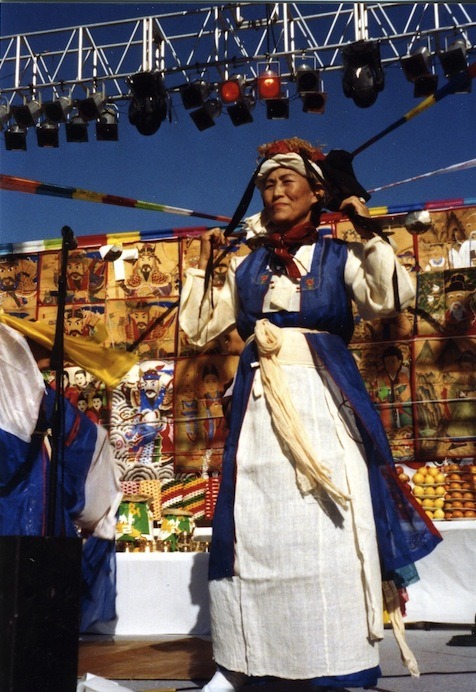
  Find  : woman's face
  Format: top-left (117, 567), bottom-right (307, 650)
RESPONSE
top-left (262, 167), bottom-right (322, 231)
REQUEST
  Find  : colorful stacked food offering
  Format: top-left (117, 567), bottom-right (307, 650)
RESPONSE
top-left (444, 463), bottom-right (476, 521)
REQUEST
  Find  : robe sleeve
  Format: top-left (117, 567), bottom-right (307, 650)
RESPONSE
top-left (345, 236), bottom-right (415, 320)
top-left (179, 257), bottom-right (242, 347)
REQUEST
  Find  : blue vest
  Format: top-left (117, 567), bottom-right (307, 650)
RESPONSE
top-left (235, 236), bottom-right (354, 343)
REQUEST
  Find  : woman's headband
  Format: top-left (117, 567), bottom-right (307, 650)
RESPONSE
top-left (255, 153), bottom-right (326, 190)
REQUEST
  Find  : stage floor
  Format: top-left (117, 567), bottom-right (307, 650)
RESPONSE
top-left (78, 625), bottom-right (476, 691)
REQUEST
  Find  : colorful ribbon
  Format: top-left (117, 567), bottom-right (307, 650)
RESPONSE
top-left (369, 159), bottom-right (476, 192)
top-left (1, 194), bottom-right (475, 258)
top-left (0, 174), bottom-right (232, 223)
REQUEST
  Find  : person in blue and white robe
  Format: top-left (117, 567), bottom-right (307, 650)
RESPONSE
top-left (179, 139), bottom-right (441, 691)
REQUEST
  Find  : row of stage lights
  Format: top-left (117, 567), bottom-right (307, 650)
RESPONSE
top-left (0, 37), bottom-right (471, 150)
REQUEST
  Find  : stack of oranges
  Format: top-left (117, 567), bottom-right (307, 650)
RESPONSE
top-left (443, 463), bottom-right (476, 520)
top-left (409, 466), bottom-right (447, 521)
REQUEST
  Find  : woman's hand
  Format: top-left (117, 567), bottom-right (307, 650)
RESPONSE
top-left (198, 228), bottom-right (227, 270)
top-left (339, 196), bottom-right (374, 240)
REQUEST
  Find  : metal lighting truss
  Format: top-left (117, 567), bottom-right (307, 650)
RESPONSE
top-left (0, 2), bottom-right (475, 107)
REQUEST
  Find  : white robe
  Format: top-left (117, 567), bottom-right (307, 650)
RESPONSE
top-left (179, 238), bottom-right (415, 679)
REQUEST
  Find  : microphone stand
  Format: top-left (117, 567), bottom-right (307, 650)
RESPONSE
top-left (46, 225), bottom-right (77, 537)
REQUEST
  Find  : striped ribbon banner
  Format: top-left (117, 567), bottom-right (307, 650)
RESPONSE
top-left (1, 196), bottom-right (475, 257)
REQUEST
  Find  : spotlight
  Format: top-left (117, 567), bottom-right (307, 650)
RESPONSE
top-left (228, 95), bottom-right (254, 126)
top-left (439, 38), bottom-right (471, 92)
top-left (43, 96), bottom-right (73, 123)
top-left (127, 70), bottom-right (167, 135)
top-left (400, 46), bottom-right (438, 97)
top-left (266, 98), bottom-right (289, 120)
top-left (96, 108), bottom-right (119, 141)
top-left (296, 66), bottom-right (327, 114)
top-left (219, 76), bottom-right (254, 126)
top-left (257, 70), bottom-right (282, 100)
top-left (77, 91), bottom-right (106, 121)
top-left (5, 124), bottom-right (27, 151)
top-left (189, 98), bottom-right (222, 131)
top-left (11, 99), bottom-right (42, 128)
top-left (219, 76), bottom-right (246, 104)
top-left (180, 80), bottom-right (210, 110)
top-left (65, 115), bottom-right (88, 142)
top-left (342, 40), bottom-right (384, 108)
top-left (296, 65), bottom-right (320, 94)
top-left (301, 92), bottom-right (327, 114)
top-left (440, 38), bottom-right (468, 75)
top-left (36, 122), bottom-right (59, 148)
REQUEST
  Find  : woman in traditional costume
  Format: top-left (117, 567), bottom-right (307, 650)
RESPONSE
top-left (179, 138), bottom-right (441, 691)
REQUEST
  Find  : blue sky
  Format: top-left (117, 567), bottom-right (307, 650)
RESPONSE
top-left (1, 1), bottom-right (475, 245)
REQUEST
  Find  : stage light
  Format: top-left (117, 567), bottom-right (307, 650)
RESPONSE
top-left (295, 66), bottom-right (327, 114)
top-left (228, 95), bottom-right (254, 126)
top-left (440, 38), bottom-right (468, 75)
top-left (189, 98), bottom-right (222, 131)
top-left (342, 40), bottom-right (384, 108)
top-left (265, 98), bottom-right (289, 120)
top-left (11, 98), bottom-right (42, 128)
top-left (36, 122), bottom-right (59, 148)
top-left (5, 124), bottom-right (27, 151)
top-left (96, 108), bottom-right (119, 141)
top-left (439, 38), bottom-right (471, 92)
top-left (400, 46), bottom-right (438, 97)
top-left (296, 65), bottom-right (320, 94)
top-left (218, 76), bottom-right (254, 125)
top-left (180, 80), bottom-right (210, 110)
top-left (43, 96), bottom-right (73, 123)
top-left (401, 46), bottom-right (431, 80)
top-left (219, 76), bottom-right (246, 104)
top-left (302, 92), bottom-right (327, 114)
top-left (127, 70), bottom-right (167, 135)
top-left (65, 115), bottom-right (88, 143)
top-left (77, 91), bottom-right (106, 121)
top-left (257, 70), bottom-right (282, 100)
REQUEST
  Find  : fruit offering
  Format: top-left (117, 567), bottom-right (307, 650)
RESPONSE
top-left (443, 463), bottom-right (476, 521)
top-left (405, 465), bottom-right (447, 522)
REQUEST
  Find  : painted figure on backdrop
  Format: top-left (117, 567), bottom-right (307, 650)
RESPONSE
top-left (178, 377), bottom-right (200, 443)
top-left (200, 363), bottom-right (226, 450)
top-left (123, 300), bottom-right (175, 358)
top-left (125, 364), bottom-right (174, 466)
top-left (86, 391), bottom-right (109, 427)
top-left (64, 307), bottom-right (102, 338)
top-left (77, 393), bottom-right (89, 414)
top-left (123, 243), bottom-right (174, 296)
top-left (65, 250), bottom-right (105, 303)
top-left (444, 272), bottom-right (472, 334)
top-left (440, 349), bottom-right (476, 451)
top-left (376, 345), bottom-right (413, 431)
top-left (0, 256), bottom-right (37, 310)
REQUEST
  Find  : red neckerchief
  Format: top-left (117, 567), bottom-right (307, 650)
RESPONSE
top-left (258, 222), bottom-right (319, 278)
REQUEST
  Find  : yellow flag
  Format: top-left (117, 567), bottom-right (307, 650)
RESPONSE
top-left (0, 311), bottom-right (138, 389)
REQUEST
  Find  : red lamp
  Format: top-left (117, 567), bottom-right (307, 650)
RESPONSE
top-left (257, 70), bottom-right (282, 100)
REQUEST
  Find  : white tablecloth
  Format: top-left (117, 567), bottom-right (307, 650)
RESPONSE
top-left (91, 551), bottom-right (211, 636)
top-left (90, 522), bottom-right (476, 636)
top-left (406, 521), bottom-right (476, 624)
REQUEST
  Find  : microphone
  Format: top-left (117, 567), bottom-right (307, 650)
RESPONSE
top-left (61, 225), bottom-right (78, 250)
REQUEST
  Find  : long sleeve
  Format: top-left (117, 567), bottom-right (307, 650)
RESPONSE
top-left (345, 236), bottom-right (415, 320)
top-left (179, 257), bottom-right (242, 347)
